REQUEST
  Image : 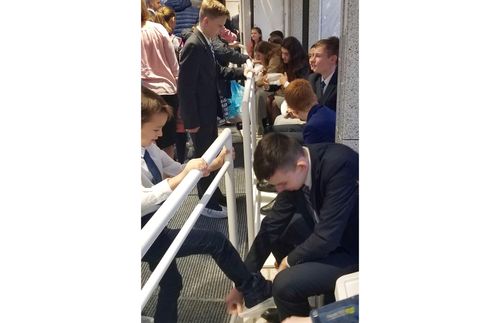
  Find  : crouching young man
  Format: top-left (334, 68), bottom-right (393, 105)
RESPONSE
top-left (226, 133), bottom-right (359, 320)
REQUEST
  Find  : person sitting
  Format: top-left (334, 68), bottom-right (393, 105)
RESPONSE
top-left (254, 40), bottom-right (284, 84)
top-left (265, 36), bottom-right (311, 125)
top-left (141, 85), bottom-right (274, 322)
top-left (308, 37), bottom-right (339, 111)
top-left (225, 133), bottom-right (359, 321)
top-left (252, 41), bottom-right (284, 134)
top-left (268, 30), bottom-right (284, 45)
top-left (277, 79), bottom-right (336, 144)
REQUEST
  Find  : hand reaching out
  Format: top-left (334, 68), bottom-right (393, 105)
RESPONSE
top-left (185, 158), bottom-right (209, 177)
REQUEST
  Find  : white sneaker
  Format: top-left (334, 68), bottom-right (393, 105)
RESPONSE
top-left (200, 205), bottom-right (228, 218)
top-left (238, 297), bottom-right (276, 318)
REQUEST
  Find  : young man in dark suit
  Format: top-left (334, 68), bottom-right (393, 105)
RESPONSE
top-left (226, 133), bottom-right (359, 321)
top-left (308, 37), bottom-right (339, 111)
top-left (178, 0), bottom-right (247, 218)
top-left (284, 78), bottom-right (336, 144)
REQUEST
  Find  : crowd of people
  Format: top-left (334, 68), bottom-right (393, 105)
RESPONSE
top-left (141, 0), bottom-right (358, 322)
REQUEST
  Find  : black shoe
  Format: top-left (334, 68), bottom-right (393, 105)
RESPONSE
top-left (261, 308), bottom-right (280, 323)
top-left (256, 180), bottom-right (276, 192)
top-left (237, 273), bottom-right (275, 318)
top-left (260, 198), bottom-right (276, 216)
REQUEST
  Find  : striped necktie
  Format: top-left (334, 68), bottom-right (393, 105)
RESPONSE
top-left (320, 80), bottom-right (326, 94)
top-left (207, 40), bottom-right (215, 60)
top-left (143, 150), bottom-right (162, 185)
top-left (302, 185), bottom-right (320, 223)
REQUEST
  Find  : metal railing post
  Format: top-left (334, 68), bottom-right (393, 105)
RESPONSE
top-left (241, 61), bottom-right (256, 248)
top-left (224, 137), bottom-right (238, 248)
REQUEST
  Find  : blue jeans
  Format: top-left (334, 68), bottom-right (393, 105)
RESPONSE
top-left (141, 214), bottom-right (252, 323)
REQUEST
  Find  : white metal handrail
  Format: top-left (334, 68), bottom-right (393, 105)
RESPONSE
top-left (240, 58), bottom-right (258, 247)
top-left (141, 128), bottom-right (237, 309)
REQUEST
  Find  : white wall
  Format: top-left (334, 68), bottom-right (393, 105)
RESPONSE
top-left (253, 0), bottom-right (285, 40)
top-left (320, 0), bottom-right (342, 38)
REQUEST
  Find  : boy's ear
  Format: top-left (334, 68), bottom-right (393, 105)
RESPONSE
top-left (296, 158), bottom-right (307, 171)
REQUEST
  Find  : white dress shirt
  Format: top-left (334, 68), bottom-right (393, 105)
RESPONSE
top-left (141, 143), bottom-right (185, 216)
top-left (321, 70), bottom-right (335, 94)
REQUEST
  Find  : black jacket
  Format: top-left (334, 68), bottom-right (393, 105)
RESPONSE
top-left (245, 143), bottom-right (359, 272)
top-left (308, 69), bottom-right (338, 111)
top-left (178, 28), bottom-right (245, 129)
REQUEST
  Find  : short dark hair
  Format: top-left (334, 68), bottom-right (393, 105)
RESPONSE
top-left (312, 36), bottom-right (340, 58)
top-left (141, 86), bottom-right (173, 125)
top-left (253, 132), bottom-right (304, 181)
top-left (269, 30), bottom-right (284, 39)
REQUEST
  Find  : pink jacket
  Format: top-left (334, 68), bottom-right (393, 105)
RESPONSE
top-left (141, 21), bottom-right (179, 95)
top-left (219, 26), bottom-right (237, 43)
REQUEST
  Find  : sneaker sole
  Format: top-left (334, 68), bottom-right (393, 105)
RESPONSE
top-left (200, 212), bottom-right (228, 219)
top-left (238, 297), bottom-right (276, 318)
top-left (200, 206), bottom-right (228, 219)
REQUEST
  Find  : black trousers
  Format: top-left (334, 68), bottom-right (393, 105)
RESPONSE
top-left (273, 250), bottom-right (358, 320)
top-left (189, 123), bottom-right (224, 209)
top-left (268, 215), bottom-right (359, 320)
top-left (141, 214), bottom-right (252, 323)
top-left (157, 94), bottom-right (179, 149)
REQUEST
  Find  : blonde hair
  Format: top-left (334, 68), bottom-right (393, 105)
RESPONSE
top-left (154, 6), bottom-right (176, 33)
top-left (141, 0), bottom-right (149, 26)
top-left (199, 0), bottom-right (229, 20)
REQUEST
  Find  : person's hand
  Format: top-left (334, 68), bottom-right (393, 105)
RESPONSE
top-left (262, 76), bottom-right (270, 90)
top-left (244, 66), bottom-right (253, 78)
top-left (282, 316), bottom-right (312, 323)
top-left (279, 72), bottom-right (288, 86)
top-left (218, 146), bottom-right (228, 160)
top-left (186, 127), bottom-right (200, 133)
top-left (225, 287), bottom-right (244, 314)
top-left (228, 41), bottom-right (240, 48)
top-left (185, 158), bottom-right (209, 176)
top-left (277, 256), bottom-right (289, 273)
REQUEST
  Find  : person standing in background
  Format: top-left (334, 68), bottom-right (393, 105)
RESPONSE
top-left (142, 0), bottom-right (180, 159)
top-left (178, 0), bottom-right (247, 218)
top-left (246, 26), bottom-right (262, 59)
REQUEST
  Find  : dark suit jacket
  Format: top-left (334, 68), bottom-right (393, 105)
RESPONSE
top-left (303, 104), bottom-right (336, 144)
top-left (245, 143), bottom-right (359, 272)
top-left (308, 69), bottom-right (338, 111)
top-left (178, 28), bottom-right (245, 129)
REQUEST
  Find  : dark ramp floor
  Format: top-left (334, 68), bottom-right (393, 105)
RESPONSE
top-left (142, 128), bottom-right (250, 322)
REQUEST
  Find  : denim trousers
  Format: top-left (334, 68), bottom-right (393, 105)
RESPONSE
top-left (141, 214), bottom-right (251, 323)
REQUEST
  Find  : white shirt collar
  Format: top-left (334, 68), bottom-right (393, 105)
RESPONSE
top-left (196, 25), bottom-right (212, 44)
top-left (304, 147), bottom-right (312, 189)
top-left (321, 69), bottom-right (335, 88)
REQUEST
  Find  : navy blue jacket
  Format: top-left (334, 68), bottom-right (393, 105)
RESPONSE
top-left (303, 104), bottom-right (336, 144)
top-left (245, 143), bottom-right (359, 271)
top-left (308, 69), bottom-right (338, 111)
top-left (163, 0), bottom-right (199, 36)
